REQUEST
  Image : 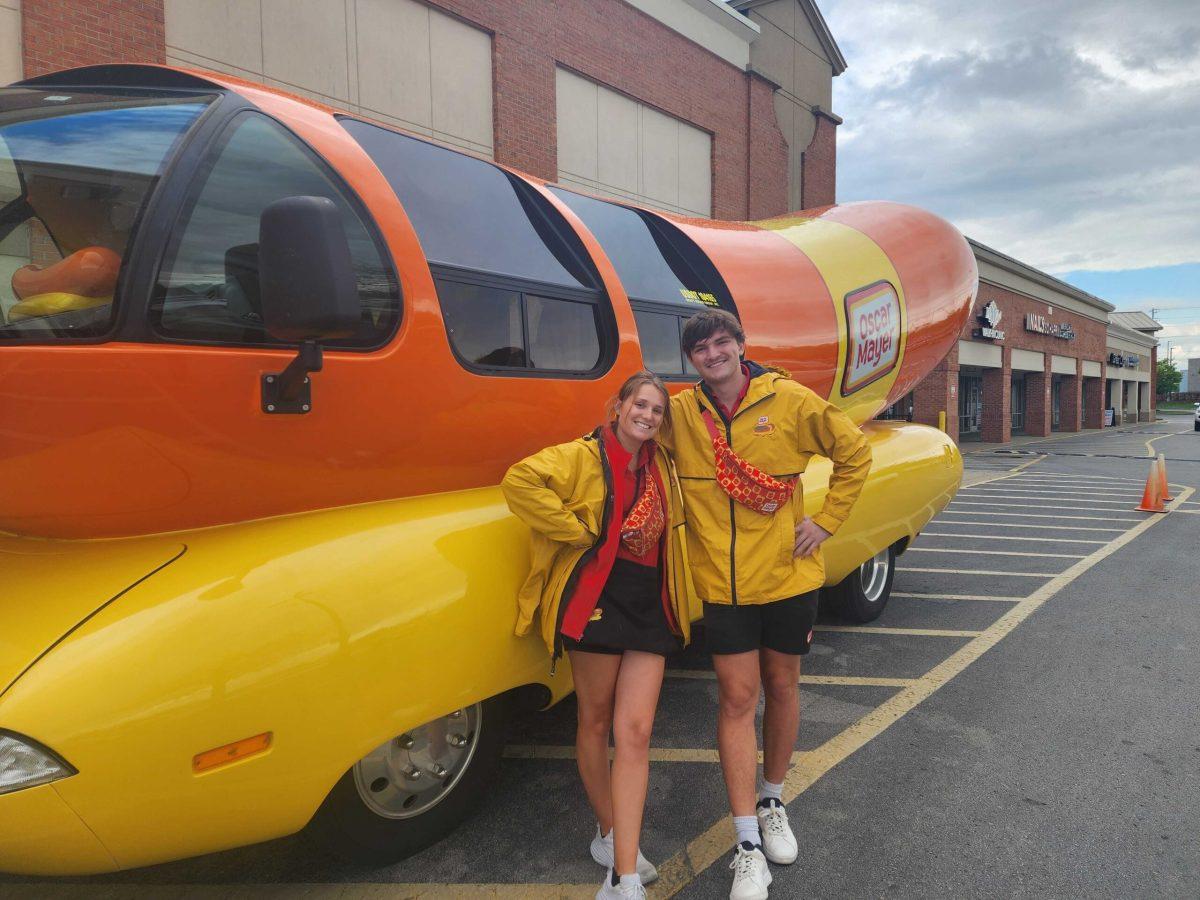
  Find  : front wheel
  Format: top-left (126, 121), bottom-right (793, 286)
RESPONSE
top-left (306, 695), bottom-right (508, 865)
top-left (822, 546), bottom-right (896, 623)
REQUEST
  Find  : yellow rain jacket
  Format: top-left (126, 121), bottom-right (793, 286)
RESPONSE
top-left (664, 363), bottom-right (871, 605)
top-left (501, 428), bottom-right (695, 659)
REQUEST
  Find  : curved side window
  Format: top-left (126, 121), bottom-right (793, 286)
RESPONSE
top-left (340, 117), bottom-right (612, 377)
top-left (150, 113), bottom-right (400, 348)
top-left (547, 186), bottom-right (733, 378)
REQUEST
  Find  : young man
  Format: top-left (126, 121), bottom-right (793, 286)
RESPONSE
top-left (665, 309), bottom-right (871, 900)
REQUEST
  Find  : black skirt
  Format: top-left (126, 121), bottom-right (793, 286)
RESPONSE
top-left (562, 558), bottom-right (681, 657)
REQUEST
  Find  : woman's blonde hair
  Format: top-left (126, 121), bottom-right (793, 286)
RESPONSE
top-left (608, 370), bottom-right (671, 429)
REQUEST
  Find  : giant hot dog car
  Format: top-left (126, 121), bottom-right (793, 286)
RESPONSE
top-left (0, 65), bottom-right (975, 874)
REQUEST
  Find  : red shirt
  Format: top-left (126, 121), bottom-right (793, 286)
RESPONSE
top-left (713, 364), bottom-right (752, 420)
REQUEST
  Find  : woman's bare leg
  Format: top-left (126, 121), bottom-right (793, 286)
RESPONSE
top-left (569, 649), bottom-right (623, 835)
top-left (610, 650), bottom-right (666, 875)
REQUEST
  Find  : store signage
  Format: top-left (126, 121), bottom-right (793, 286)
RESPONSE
top-left (973, 300), bottom-right (1005, 340)
top-left (1025, 312), bottom-right (1075, 340)
top-left (1107, 352), bottom-right (1139, 368)
top-left (842, 281), bottom-right (901, 394)
top-left (1104, 408), bottom-right (1115, 426)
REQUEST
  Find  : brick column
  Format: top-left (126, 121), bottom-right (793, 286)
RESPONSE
top-left (1108, 379), bottom-right (1122, 426)
top-left (22, 0), bottom-right (165, 77)
top-left (1025, 361), bottom-right (1053, 437)
top-left (913, 349), bottom-right (959, 441)
top-left (981, 349), bottom-right (1011, 443)
top-left (800, 107), bottom-right (839, 210)
top-left (1148, 346), bottom-right (1158, 420)
top-left (1083, 374), bottom-right (1104, 429)
top-left (1059, 363), bottom-right (1083, 432)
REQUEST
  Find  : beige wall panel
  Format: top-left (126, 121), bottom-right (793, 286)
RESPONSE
top-left (261, 0), bottom-right (349, 100)
top-left (793, 4), bottom-right (828, 60)
top-left (677, 123), bottom-right (711, 217)
top-left (640, 106), bottom-right (680, 209)
top-left (596, 87), bottom-right (639, 195)
top-left (623, 0), bottom-right (753, 69)
top-left (794, 42), bottom-right (833, 110)
top-left (1082, 360), bottom-right (1102, 377)
top-left (355, 0), bottom-right (432, 133)
top-left (429, 10), bottom-right (492, 153)
top-left (958, 340), bottom-right (1002, 368)
top-left (1011, 349), bottom-right (1045, 372)
top-left (557, 68), bottom-right (599, 183)
top-left (751, 18), bottom-right (793, 88)
top-left (0, 3), bottom-right (21, 84)
top-left (752, 0), bottom-right (795, 37)
top-left (1051, 354), bottom-right (1077, 375)
top-left (165, 0), bottom-right (262, 74)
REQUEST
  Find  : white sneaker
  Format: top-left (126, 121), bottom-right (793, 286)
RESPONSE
top-left (729, 841), bottom-right (772, 900)
top-left (756, 798), bottom-right (798, 864)
top-left (595, 869), bottom-right (646, 900)
top-left (590, 825), bottom-right (659, 884)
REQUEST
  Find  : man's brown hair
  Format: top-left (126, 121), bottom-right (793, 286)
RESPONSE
top-left (681, 309), bottom-right (745, 357)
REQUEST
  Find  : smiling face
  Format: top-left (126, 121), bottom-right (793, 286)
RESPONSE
top-left (614, 383), bottom-right (667, 448)
top-left (686, 327), bottom-right (745, 386)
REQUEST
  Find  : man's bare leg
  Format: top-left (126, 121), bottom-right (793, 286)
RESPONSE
top-left (712, 649), bottom-right (762, 817)
top-left (760, 648), bottom-right (801, 785)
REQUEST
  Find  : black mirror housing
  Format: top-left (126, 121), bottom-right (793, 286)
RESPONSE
top-left (259, 195), bottom-right (360, 343)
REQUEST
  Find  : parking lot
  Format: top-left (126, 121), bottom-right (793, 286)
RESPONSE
top-left (7, 418), bottom-right (1199, 899)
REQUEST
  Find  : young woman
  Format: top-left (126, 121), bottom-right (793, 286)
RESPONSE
top-left (502, 371), bottom-right (694, 900)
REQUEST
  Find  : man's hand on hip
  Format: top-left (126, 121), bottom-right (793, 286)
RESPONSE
top-left (793, 516), bottom-right (831, 558)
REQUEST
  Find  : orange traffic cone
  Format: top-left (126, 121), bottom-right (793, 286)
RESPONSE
top-left (1158, 452), bottom-right (1175, 501)
top-left (1136, 457), bottom-right (1165, 513)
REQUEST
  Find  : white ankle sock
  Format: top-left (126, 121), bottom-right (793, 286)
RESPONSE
top-left (733, 815), bottom-right (760, 846)
top-left (759, 778), bottom-right (784, 803)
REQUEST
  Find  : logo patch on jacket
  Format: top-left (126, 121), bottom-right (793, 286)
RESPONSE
top-left (589, 608), bottom-right (604, 622)
top-left (753, 415), bottom-right (775, 436)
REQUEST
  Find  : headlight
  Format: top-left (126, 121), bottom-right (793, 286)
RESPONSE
top-left (0, 730), bottom-right (77, 795)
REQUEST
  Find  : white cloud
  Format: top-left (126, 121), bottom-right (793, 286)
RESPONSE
top-left (820, 0), bottom-right (1200, 274)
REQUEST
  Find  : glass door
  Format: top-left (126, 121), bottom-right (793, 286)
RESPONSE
top-left (959, 374), bottom-right (983, 436)
top-left (1051, 377), bottom-right (1062, 430)
top-left (1011, 375), bottom-right (1026, 433)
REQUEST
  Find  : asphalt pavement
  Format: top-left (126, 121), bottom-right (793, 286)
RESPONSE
top-left (5, 415), bottom-right (1198, 899)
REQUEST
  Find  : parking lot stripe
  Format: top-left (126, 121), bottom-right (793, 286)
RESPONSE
top-left (815, 625), bottom-right (983, 637)
top-left (906, 547), bottom-right (1085, 559)
top-left (651, 486), bottom-right (1194, 899)
top-left (958, 493), bottom-right (1143, 504)
top-left (932, 520), bottom-right (1126, 532)
top-left (892, 591), bottom-right (1024, 602)
top-left (948, 501), bottom-right (1145, 514)
top-left (918, 532), bottom-right (1107, 544)
top-left (938, 510), bottom-right (1142, 522)
top-left (898, 566), bottom-right (1053, 577)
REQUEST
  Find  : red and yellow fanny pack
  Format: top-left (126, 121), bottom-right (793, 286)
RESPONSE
top-left (620, 471), bottom-right (665, 557)
top-left (701, 409), bottom-right (796, 515)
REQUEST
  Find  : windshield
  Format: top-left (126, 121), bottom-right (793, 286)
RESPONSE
top-left (0, 88), bottom-right (214, 339)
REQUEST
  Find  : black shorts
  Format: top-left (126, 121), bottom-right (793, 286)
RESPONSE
top-left (702, 591), bottom-right (819, 656)
top-left (562, 559), bottom-right (681, 657)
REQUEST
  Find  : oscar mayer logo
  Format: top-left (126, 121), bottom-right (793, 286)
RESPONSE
top-left (842, 281), bottom-right (901, 395)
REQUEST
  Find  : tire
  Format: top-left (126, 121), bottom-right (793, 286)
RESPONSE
top-left (822, 546), bottom-right (896, 624)
top-left (306, 694), bottom-right (508, 865)
top-left (1194, 421), bottom-right (1199, 431)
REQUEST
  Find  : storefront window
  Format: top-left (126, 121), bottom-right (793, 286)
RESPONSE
top-left (1011, 376), bottom-right (1026, 433)
top-left (959, 374), bottom-right (982, 437)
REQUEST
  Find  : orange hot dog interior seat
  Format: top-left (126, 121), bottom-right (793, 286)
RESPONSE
top-left (9, 245), bottom-right (122, 321)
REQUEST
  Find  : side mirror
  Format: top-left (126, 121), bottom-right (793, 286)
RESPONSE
top-left (257, 196), bottom-right (360, 414)
top-left (258, 195), bottom-right (360, 342)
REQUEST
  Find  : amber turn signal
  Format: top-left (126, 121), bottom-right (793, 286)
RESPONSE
top-left (192, 732), bottom-right (272, 773)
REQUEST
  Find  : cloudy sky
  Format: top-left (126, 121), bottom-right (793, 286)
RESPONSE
top-left (817, 0), bottom-right (1200, 374)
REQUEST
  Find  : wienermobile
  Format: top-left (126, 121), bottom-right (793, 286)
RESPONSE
top-left (0, 65), bottom-right (975, 874)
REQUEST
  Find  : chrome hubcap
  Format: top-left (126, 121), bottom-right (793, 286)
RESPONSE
top-left (353, 704), bottom-right (481, 819)
top-left (859, 549), bottom-right (891, 604)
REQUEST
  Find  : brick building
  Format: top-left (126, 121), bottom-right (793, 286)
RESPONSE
top-left (1, 0), bottom-right (844, 220)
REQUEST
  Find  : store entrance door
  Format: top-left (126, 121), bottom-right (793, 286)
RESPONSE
top-left (1011, 375), bottom-right (1026, 433)
top-left (959, 374), bottom-right (983, 439)
top-left (1051, 376), bottom-right (1062, 431)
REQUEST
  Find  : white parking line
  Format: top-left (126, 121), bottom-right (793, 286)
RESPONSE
top-left (932, 520), bottom-right (1127, 532)
top-left (949, 500), bottom-right (1144, 513)
top-left (898, 567), bottom-right (1053, 577)
top-left (958, 493), bottom-right (1143, 505)
top-left (919, 532), bottom-right (1107, 544)
top-left (892, 592), bottom-right (1024, 602)
top-left (906, 547), bottom-right (1086, 559)
top-left (961, 486), bottom-right (1143, 496)
top-left (938, 510), bottom-right (1143, 522)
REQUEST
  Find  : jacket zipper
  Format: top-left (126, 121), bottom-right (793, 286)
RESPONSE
top-left (705, 390), bottom-right (775, 608)
top-left (551, 430), bottom-right (615, 673)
